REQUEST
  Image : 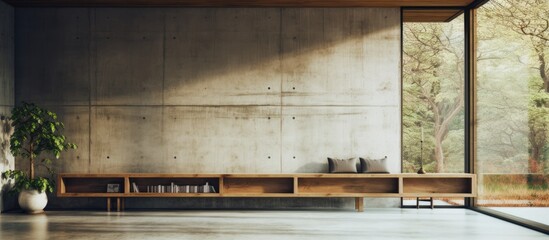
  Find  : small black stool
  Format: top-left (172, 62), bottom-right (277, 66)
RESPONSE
top-left (416, 197), bottom-right (434, 209)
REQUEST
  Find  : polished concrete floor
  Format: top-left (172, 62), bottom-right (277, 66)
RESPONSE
top-left (491, 207), bottom-right (549, 226)
top-left (0, 209), bottom-right (547, 240)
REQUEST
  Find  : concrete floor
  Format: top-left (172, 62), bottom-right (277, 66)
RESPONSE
top-left (491, 207), bottom-right (549, 226)
top-left (0, 209), bottom-right (547, 240)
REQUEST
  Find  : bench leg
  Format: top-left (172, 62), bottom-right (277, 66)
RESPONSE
top-left (117, 197), bottom-right (121, 212)
top-left (355, 197), bottom-right (364, 212)
top-left (430, 197), bottom-right (434, 209)
top-left (121, 198), bottom-right (125, 211)
top-left (107, 198), bottom-right (111, 212)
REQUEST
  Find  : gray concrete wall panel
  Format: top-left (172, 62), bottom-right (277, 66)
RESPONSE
top-left (281, 106), bottom-right (400, 173)
top-left (163, 106), bottom-right (281, 173)
top-left (90, 107), bottom-right (164, 173)
top-left (0, 3), bottom-right (14, 107)
top-left (47, 107), bottom-right (90, 173)
top-left (164, 9), bottom-right (281, 106)
top-left (15, 8), bottom-right (90, 106)
top-left (94, 31), bottom-right (164, 105)
top-left (95, 8), bottom-right (165, 33)
top-left (281, 8), bottom-right (400, 106)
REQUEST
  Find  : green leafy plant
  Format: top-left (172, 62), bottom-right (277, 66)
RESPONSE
top-left (1, 102), bottom-right (77, 194)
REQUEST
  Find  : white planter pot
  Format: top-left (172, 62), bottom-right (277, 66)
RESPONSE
top-left (18, 190), bottom-right (48, 214)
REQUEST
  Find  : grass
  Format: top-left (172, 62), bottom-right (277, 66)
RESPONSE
top-left (478, 174), bottom-right (549, 207)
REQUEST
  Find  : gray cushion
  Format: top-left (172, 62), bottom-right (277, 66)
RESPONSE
top-left (360, 156), bottom-right (389, 173)
top-left (327, 157), bottom-right (358, 173)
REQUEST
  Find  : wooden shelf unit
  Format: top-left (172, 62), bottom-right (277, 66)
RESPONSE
top-left (59, 174), bottom-right (126, 196)
top-left (58, 173), bottom-right (476, 211)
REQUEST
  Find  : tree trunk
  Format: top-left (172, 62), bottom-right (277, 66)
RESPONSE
top-left (29, 143), bottom-right (34, 179)
top-left (526, 50), bottom-right (548, 188)
top-left (538, 52), bottom-right (548, 93)
top-left (528, 131), bottom-right (541, 174)
top-left (434, 134), bottom-right (445, 173)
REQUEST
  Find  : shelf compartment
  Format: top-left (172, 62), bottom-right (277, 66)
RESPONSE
top-left (125, 193), bottom-right (220, 197)
top-left (61, 177), bottom-right (125, 194)
top-left (298, 177), bottom-right (399, 194)
top-left (223, 177), bottom-right (294, 194)
top-left (129, 177), bottom-right (220, 193)
top-left (402, 177), bottom-right (472, 194)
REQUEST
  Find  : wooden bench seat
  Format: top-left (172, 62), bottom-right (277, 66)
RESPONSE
top-left (57, 173), bottom-right (477, 212)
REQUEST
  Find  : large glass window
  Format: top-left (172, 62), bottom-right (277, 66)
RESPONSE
top-left (476, 0), bottom-right (549, 225)
top-left (402, 15), bottom-right (465, 206)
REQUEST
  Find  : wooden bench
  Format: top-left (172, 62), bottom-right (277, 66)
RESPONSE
top-left (57, 173), bottom-right (477, 212)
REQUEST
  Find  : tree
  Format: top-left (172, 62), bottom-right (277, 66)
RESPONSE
top-left (403, 20), bottom-right (465, 173)
top-left (2, 102), bottom-right (77, 193)
top-left (483, 0), bottom-right (549, 176)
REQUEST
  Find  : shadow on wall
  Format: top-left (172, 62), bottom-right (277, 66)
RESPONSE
top-left (297, 162), bottom-right (327, 173)
top-left (1, 115), bottom-right (16, 211)
top-left (161, 8), bottom-right (399, 98)
top-left (16, 8), bottom-right (400, 105)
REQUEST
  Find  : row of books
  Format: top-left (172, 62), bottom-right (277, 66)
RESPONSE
top-left (131, 182), bottom-right (216, 193)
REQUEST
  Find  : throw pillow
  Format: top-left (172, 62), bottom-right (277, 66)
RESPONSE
top-left (360, 156), bottom-right (389, 173)
top-left (327, 157), bottom-right (358, 173)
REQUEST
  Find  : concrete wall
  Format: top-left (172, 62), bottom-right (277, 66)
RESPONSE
top-left (0, 0), bottom-right (14, 212)
top-left (15, 8), bottom-right (401, 209)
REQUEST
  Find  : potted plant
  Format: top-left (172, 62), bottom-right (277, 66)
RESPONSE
top-left (1, 102), bottom-right (76, 213)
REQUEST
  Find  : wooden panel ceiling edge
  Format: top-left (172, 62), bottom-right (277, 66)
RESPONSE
top-left (444, 9), bottom-right (465, 22)
top-left (403, 9), bottom-right (464, 22)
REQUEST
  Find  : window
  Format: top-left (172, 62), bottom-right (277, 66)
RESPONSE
top-left (402, 15), bottom-right (465, 206)
top-left (475, 0), bottom-right (549, 225)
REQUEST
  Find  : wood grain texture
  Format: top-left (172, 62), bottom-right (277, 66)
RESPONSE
top-left (4, 0), bottom-right (475, 7)
top-left (62, 177), bottom-right (125, 194)
top-left (59, 173), bottom-right (475, 178)
top-left (299, 178), bottom-right (399, 194)
top-left (355, 197), bottom-right (364, 212)
top-left (223, 178), bottom-right (294, 194)
top-left (403, 9), bottom-right (463, 22)
top-left (402, 177), bottom-right (472, 194)
top-left (57, 173), bottom-right (477, 198)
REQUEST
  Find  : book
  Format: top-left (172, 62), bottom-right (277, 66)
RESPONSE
top-left (132, 182), bottom-right (140, 193)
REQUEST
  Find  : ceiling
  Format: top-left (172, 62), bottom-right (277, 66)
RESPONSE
top-left (3, 0), bottom-right (477, 7)
top-left (403, 9), bottom-right (464, 22)
top-left (2, 0), bottom-right (481, 22)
